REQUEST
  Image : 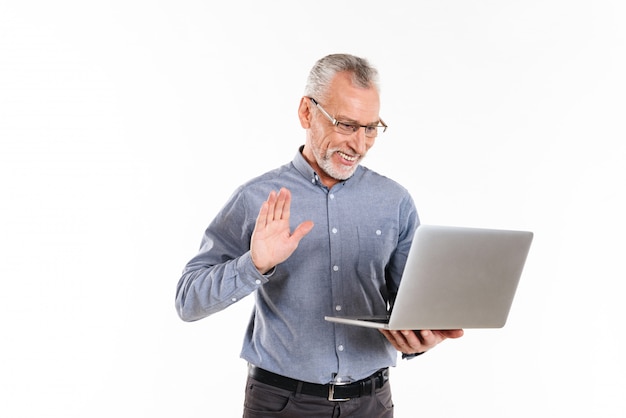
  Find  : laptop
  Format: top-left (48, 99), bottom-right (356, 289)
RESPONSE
top-left (324, 225), bottom-right (533, 330)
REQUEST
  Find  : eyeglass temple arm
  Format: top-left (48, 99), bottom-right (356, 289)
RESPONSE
top-left (309, 97), bottom-right (337, 125)
top-left (310, 96), bottom-right (387, 130)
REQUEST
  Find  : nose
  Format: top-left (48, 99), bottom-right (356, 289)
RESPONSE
top-left (348, 127), bottom-right (370, 155)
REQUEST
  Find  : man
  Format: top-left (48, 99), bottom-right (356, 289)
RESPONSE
top-left (176, 53), bottom-right (463, 417)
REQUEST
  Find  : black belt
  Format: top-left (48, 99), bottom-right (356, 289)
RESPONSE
top-left (248, 366), bottom-right (389, 401)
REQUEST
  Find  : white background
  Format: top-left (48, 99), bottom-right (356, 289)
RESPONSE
top-left (1, 1), bottom-right (625, 417)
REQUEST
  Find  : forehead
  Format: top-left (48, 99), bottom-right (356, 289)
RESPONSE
top-left (324, 72), bottom-right (381, 122)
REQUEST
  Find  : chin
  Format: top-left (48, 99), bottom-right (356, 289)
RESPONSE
top-left (333, 166), bottom-right (358, 181)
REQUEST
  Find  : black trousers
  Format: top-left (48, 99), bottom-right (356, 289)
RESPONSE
top-left (242, 375), bottom-right (394, 417)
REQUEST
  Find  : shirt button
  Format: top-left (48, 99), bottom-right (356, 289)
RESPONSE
top-left (333, 265), bottom-right (339, 272)
top-left (231, 297), bottom-right (237, 302)
top-left (335, 305), bottom-right (342, 311)
top-left (376, 229), bottom-right (382, 235)
top-left (332, 227), bottom-right (337, 234)
top-left (255, 279), bottom-right (261, 285)
top-left (338, 345), bottom-right (344, 351)
top-left (329, 194), bottom-right (335, 199)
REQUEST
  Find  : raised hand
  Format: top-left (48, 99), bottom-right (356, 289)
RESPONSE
top-left (250, 188), bottom-right (314, 274)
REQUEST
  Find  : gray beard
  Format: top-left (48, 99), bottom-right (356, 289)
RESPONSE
top-left (315, 148), bottom-right (359, 181)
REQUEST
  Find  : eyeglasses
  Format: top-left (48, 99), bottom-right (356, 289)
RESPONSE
top-left (309, 97), bottom-right (387, 138)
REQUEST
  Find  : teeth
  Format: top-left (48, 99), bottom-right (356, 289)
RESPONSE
top-left (337, 151), bottom-right (357, 161)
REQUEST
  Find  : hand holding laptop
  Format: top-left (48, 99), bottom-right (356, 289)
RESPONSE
top-left (380, 329), bottom-right (465, 355)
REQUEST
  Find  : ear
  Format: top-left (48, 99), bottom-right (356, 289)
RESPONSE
top-left (298, 96), bottom-right (313, 129)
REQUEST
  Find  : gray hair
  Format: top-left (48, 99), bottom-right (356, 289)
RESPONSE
top-left (303, 53), bottom-right (380, 101)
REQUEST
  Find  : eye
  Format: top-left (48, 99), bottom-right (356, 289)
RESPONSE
top-left (364, 126), bottom-right (377, 135)
top-left (336, 121), bottom-right (358, 133)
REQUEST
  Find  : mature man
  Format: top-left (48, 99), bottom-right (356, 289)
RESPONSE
top-left (176, 53), bottom-right (463, 417)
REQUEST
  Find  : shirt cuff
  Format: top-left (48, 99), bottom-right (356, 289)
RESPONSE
top-left (402, 351), bottom-right (425, 359)
top-left (237, 252), bottom-right (272, 286)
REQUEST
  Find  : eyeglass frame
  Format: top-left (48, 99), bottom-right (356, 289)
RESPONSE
top-left (308, 97), bottom-right (387, 138)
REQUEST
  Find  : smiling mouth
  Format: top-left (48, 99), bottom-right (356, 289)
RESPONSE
top-left (336, 150), bottom-right (358, 162)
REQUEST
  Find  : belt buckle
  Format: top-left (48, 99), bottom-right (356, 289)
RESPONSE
top-left (328, 381), bottom-right (351, 402)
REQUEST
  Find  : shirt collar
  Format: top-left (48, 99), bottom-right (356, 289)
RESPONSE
top-left (292, 145), bottom-right (319, 185)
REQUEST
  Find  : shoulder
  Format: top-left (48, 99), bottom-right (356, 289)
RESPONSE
top-left (354, 166), bottom-right (413, 200)
top-left (227, 161), bottom-right (305, 206)
top-left (240, 161), bottom-right (298, 189)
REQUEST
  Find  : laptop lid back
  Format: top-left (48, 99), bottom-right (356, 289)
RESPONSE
top-left (387, 225), bottom-right (533, 330)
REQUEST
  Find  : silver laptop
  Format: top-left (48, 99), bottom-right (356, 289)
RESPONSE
top-left (324, 225), bottom-right (533, 330)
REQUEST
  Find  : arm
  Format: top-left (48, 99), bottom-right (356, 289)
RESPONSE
top-left (175, 187), bottom-right (260, 322)
top-left (175, 187), bottom-right (313, 322)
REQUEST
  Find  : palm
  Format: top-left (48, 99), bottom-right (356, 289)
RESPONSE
top-left (250, 188), bottom-right (314, 274)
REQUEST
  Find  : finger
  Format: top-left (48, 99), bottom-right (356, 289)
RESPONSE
top-left (379, 330), bottom-right (401, 351)
top-left (399, 330), bottom-right (429, 353)
top-left (379, 330), bottom-right (396, 345)
top-left (416, 330), bottom-right (432, 343)
top-left (291, 220), bottom-right (314, 242)
top-left (439, 329), bottom-right (464, 339)
top-left (389, 330), bottom-right (411, 351)
top-left (400, 330), bottom-right (422, 347)
top-left (277, 188), bottom-right (291, 221)
top-left (265, 190), bottom-right (278, 222)
top-left (274, 188), bottom-right (289, 220)
top-left (255, 200), bottom-right (269, 229)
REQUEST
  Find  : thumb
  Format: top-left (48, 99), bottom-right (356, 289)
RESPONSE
top-left (290, 220), bottom-right (314, 243)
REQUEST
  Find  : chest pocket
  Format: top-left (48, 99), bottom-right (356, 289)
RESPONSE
top-left (355, 226), bottom-right (398, 278)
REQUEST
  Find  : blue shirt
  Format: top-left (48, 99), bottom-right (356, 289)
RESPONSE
top-left (176, 147), bottom-right (419, 384)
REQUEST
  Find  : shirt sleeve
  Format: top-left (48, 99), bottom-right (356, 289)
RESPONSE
top-left (175, 188), bottom-right (269, 322)
top-left (386, 193), bottom-right (420, 309)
